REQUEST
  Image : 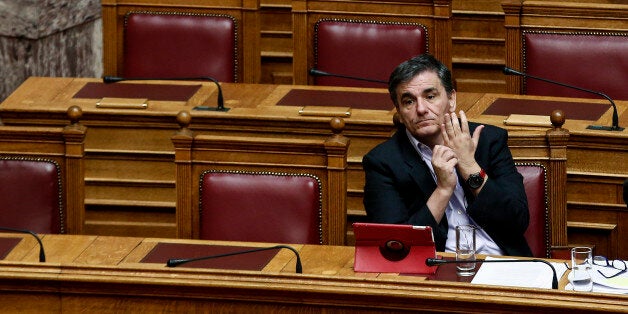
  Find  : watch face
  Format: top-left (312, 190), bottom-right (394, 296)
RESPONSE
top-left (467, 173), bottom-right (484, 189)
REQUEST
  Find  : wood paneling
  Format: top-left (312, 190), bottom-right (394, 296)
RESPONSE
top-left (451, 0), bottom-right (507, 93)
top-left (260, 0), bottom-right (294, 84)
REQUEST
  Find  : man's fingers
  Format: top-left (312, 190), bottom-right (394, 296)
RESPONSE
top-left (472, 124), bottom-right (484, 147)
top-left (440, 123), bottom-right (450, 145)
top-left (459, 110), bottom-right (470, 134)
top-left (450, 112), bottom-right (461, 135)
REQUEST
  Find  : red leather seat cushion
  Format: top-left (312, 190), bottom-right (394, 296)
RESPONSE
top-left (518, 165), bottom-right (548, 258)
top-left (0, 159), bottom-right (62, 234)
top-left (124, 13), bottom-right (236, 82)
top-left (199, 172), bottom-right (322, 244)
top-left (524, 32), bottom-right (628, 100)
top-left (315, 20), bottom-right (427, 88)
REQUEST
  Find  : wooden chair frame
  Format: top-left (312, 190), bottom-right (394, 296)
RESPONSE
top-left (507, 117), bottom-right (569, 258)
top-left (292, 0), bottom-right (452, 85)
top-left (0, 106), bottom-right (86, 234)
top-left (173, 112), bottom-right (350, 245)
top-left (101, 0), bottom-right (261, 83)
top-left (502, 0), bottom-right (628, 95)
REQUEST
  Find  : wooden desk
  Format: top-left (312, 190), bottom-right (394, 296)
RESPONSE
top-left (0, 77), bottom-right (626, 257)
top-left (0, 77), bottom-right (398, 239)
top-left (1, 234), bottom-right (626, 313)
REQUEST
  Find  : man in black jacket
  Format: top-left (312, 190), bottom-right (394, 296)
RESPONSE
top-left (363, 54), bottom-right (532, 257)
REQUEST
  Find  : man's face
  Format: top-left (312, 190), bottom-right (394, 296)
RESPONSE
top-left (394, 71), bottom-right (456, 145)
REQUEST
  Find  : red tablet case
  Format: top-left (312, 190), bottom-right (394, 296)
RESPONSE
top-left (353, 222), bottom-right (437, 274)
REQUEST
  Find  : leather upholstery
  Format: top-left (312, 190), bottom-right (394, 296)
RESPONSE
top-left (0, 158), bottom-right (63, 234)
top-left (523, 32), bottom-right (628, 100)
top-left (517, 164), bottom-right (549, 258)
top-left (199, 171), bottom-right (322, 244)
top-left (314, 20), bottom-right (427, 88)
top-left (124, 12), bottom-right (237, 82)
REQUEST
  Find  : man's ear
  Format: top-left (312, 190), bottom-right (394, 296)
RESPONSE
top-left (448, 90), bottom-right (457, 113)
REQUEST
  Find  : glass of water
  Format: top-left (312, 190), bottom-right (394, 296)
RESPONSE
top-left (569, 247), bottom-right (593, 292)
top-left (455, 225), bottom-right (477, 276)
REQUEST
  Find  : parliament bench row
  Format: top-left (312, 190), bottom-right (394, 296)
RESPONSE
top-left (1, 105), bottom-right (569, 259)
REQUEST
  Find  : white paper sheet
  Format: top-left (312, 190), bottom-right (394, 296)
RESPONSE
top-left (582, 262), bottom-right (628, 294)
top-left (471, 256), bottom-right (568, 289)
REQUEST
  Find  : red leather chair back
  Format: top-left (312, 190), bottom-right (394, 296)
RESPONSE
top-left (523, 31), bottom-right (628, 100)
top-left (123, 12), bottom-right (237, 82)
top-left (199, 171), bottom-right (322, 244)
top-left (517, 163), bottom-right (549, 258)
top-left (314, 19), bottom-right (427, 88)
top-left (0, 158), bottom-right (64, 234)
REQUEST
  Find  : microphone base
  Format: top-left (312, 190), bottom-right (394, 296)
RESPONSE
top-left (586, 124), bottom-right (624, 131)
top-left (193, 106), bottom-right (230, 112)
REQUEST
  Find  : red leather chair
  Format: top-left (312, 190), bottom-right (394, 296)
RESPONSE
top-left (198, 171), bottom-right (323, 244)
top-left (0, 107), bottom-right (86, 235)
top-left (313, 19), bottom-right (428, 88)
top-left (522, 31), bottom-right (628, 100)
top-left (0, 158), bottom-right (64, 234)
top-left (123, 11), bottom-right (238, 82)
top-left (517, 163), bottom-right (550, 258)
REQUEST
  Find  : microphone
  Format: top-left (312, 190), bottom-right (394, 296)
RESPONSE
top-left (102, 76), bottom-right (229, 112)
top-left (0, 227), bottom-right (46, 262)
top-left (425, 257), bottom-right (558, 289)
top-left (166, 244), bottom-right (303, 273)
top-left (309, 68), bottom-right (388, 85)
top-left (503, 67), bottom-right (623, 131)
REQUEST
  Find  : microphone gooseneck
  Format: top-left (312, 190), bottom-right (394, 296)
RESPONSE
top-left (425, 257), bottom-right (558, 289)
top-left (166, 244), bottom-right (303, 274)
top-left (503, 66), bottom-right (622, 131)
top-left (102, 76), bottom-right (228, 112)
top-left (0, 226), bottom-right (46, 262)
top-left (309, 68), bottom-right (388, 84)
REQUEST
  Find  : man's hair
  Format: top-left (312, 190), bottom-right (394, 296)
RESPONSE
top-left (388, 54), bottom-right (454, 107)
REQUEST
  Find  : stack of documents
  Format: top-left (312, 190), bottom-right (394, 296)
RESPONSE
top-left (585, 263), bottom-right (628, 294)
top-left (471, 256), bottom-right (568, 289)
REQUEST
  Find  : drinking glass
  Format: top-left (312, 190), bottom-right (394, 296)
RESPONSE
top-left (455, 225), bottom-right (477, 276)
top-left (570, 247), bottom-right (593, 292)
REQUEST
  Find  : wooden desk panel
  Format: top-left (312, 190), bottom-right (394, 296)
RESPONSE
top-left (0, 234), bottom-right (626, 313)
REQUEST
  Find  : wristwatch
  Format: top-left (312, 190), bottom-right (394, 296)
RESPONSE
top-left (466, 169), bottom-right (486, 189)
